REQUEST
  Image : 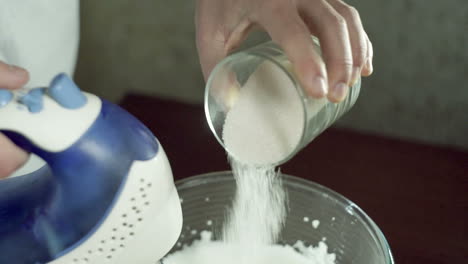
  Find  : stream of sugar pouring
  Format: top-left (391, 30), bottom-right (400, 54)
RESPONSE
top-left (222, 160), bottom-right (287, 246)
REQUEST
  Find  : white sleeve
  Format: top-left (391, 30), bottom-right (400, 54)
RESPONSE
top-left (0, 0), bottom-right (80, 89)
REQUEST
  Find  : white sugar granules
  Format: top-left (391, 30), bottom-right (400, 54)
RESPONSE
top-left (312, 220), bottom-right (320, 229)
top-left (222, 161), bottom-right (287, 245)
top-left (222, 60), bottom-right (305, 166)
top-left (163, 231), bottom-right (336, 264)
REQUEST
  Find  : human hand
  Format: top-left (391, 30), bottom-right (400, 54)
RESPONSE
top-left (195, 0), bottom-right (373, 102)
top-left (0, 61), bottom-right (29, 178)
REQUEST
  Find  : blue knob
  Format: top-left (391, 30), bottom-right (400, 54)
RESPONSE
top-left (49, 73), bottom-right (87, 109)
top-left (18, 88), bottom-right (45, 113)
top-left (0, 89), bottom-right (13, 108)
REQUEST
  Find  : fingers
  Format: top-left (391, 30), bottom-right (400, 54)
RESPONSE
top-left (328, 0), bottom-right (368, 85)
top-left (0, 61), bottom-right (29, 90)
top-left (0, 133), bottom-right (29, 179)
top-left (257, 1), bottom-right (328, 98)
top-left (362, 32), bottom-right (374, 76)
top-left (300, 0), bottom-right (353, 102)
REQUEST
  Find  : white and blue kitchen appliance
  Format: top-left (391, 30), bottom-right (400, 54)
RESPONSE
top-left (0, 73), bottom-right (182, 264)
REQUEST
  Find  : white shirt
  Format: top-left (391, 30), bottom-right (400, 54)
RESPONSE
top-left (0, 0), bottom-right (79, 88)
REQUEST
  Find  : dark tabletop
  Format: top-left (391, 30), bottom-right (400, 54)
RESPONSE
top-left (121, 94), bottom-right (468, 264)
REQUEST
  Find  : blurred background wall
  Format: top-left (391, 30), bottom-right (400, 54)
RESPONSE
top-left (75, 0), bottom-right (468, 151)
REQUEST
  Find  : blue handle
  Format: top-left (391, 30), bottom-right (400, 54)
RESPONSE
top-left (0, 75), bottom-right (159, 263)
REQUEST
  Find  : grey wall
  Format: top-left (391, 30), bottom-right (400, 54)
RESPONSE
top-left (75, 0), bottom-right (205, 104)
top-left (338, 0), bottom-right (468, 150)
top-left (75, 0), bottom-right (468, 150)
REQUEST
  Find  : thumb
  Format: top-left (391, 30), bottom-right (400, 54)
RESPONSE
top-left (195, 0), bottom-right (227, 80)
top-left (196, 30), bottom-right (228, 81)
top-left (195, 0), bottom-right (253, 80)
top-left (196, 25), bottom-right (253, 81)
top-left (0, 61), bottom-right (29, 89)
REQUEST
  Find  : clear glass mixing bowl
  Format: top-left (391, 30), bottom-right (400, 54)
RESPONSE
top-left (168, 172), bottom-right (394, 264)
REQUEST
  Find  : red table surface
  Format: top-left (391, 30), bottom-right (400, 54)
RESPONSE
top-left (121, 94), bottom-right (468, 263)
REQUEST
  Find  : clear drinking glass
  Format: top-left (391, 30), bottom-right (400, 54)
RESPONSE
top-left (168, 172), bottom-right (394, 264)
top-left (205, 37), bottom-right (361, 166)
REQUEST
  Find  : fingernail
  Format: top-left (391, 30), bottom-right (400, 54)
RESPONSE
top-left (9, 65), bottom-right (28, 77)
top-left (307, 76), bottom-right (328, 97)
top-left (365, 58), bottom-right (373, 74)
top-left (351, 66), bottom-right (361, 86)
top-left (331, 82), bottom-right (348, 102)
